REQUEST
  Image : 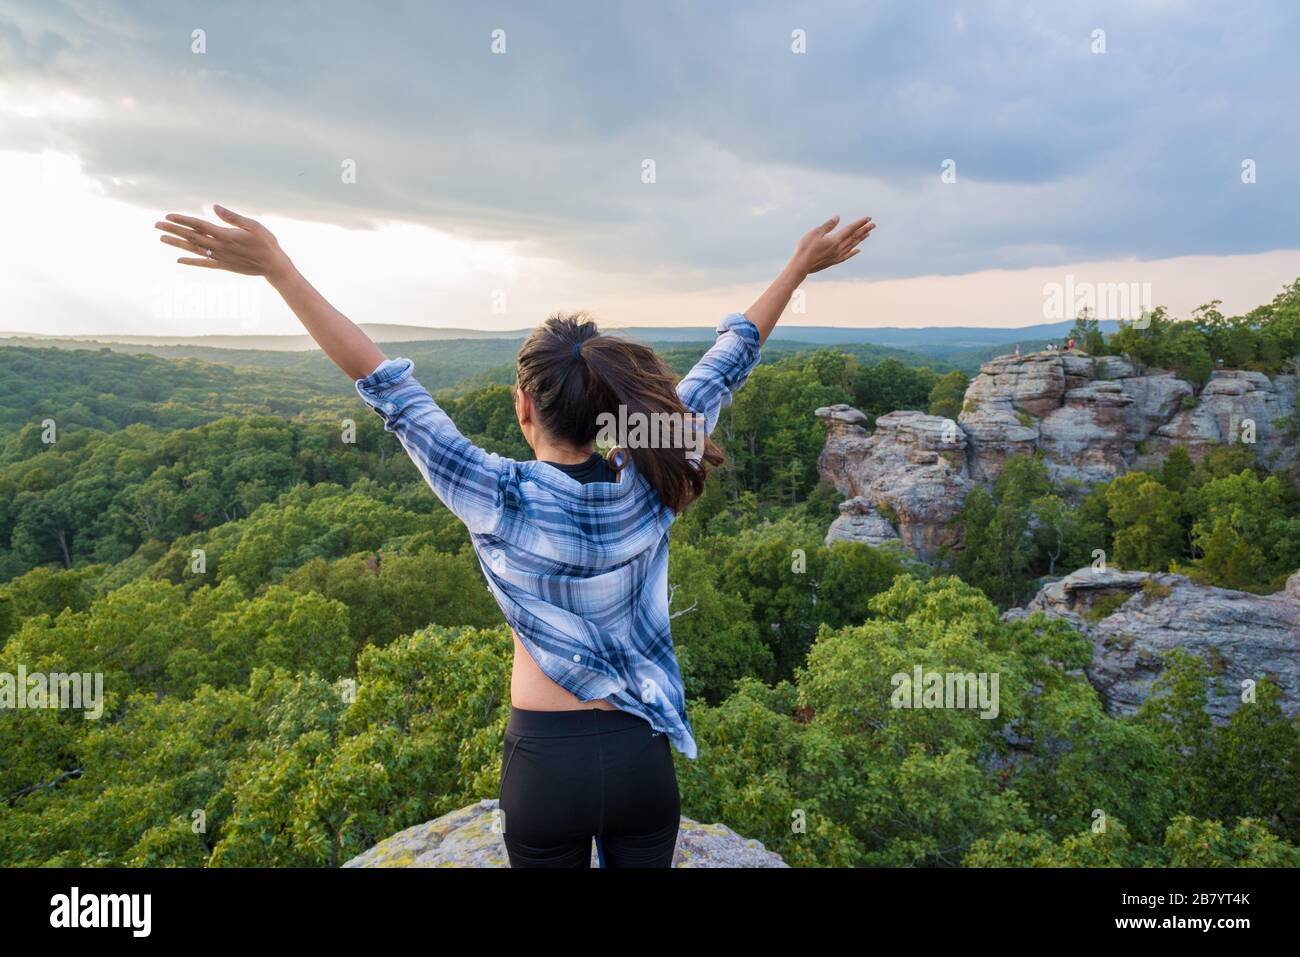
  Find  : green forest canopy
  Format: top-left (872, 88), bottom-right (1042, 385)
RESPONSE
top-left (2, 279), bottom-right (1298, 867)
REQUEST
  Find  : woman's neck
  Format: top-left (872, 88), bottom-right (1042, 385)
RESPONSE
top-left (532, 437), bottom-right (594, 465)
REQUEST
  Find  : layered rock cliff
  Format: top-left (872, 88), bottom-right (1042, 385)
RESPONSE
top-left (816, 350), bottom-right (1297, 558)
top-left (819, 406), bottom-right (970, 556)
top-left (1004, 569), bottom-right (1300, 721)
top-left (342, 798), bottom-right (789, 868)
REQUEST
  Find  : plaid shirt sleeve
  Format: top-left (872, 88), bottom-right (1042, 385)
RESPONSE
top-left (675, 312), bottom-right (763, 434)
top-left (355, 357), bottom-right (511, 534)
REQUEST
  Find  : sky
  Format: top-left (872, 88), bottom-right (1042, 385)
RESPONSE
top-left (1, 0), bottom-right (1297, 337)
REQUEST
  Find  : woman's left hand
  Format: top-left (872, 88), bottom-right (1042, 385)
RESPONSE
top-left (792, 214), bottom-right (875, 274)
top-left (154, 205), bottom-right (293, 280)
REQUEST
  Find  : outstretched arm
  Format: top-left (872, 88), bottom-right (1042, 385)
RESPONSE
top-left (154, 205), bottom-right (386, 379)
top-left (744, 213), bottom-right (875, 346)
top-left (676, 213), bottom-right (876, 433)
top-left (155, 205), bottom-right (508, 533)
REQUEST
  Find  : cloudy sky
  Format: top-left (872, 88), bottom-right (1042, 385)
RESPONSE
top-left (1, 0), bottom-right (1297, 336)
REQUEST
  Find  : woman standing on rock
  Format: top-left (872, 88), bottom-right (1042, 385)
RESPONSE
top-left (154, 205), bottom-right (874, 867)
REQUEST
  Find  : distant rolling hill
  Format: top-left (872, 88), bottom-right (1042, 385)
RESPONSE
top-left (0, 335), bottom-right (951, 393)
top-left (0, 324), bottom-right (522, 352)
top-left (0, 318), bottom-right (1114, 353)
top-left (2, 317), bottom-right (1084, 379)
top-left (766, 319), bottom-right (1119, 349)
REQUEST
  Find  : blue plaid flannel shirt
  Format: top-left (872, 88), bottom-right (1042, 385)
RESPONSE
top-left (354, 312), bottom-right (763, 759)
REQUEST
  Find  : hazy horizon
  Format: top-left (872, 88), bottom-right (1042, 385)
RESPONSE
top-left (0, 316), bottom-right (1107, 346)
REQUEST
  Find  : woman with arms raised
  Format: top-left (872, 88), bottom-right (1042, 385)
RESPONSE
top-left (154, 206), bottom-right (875, 867)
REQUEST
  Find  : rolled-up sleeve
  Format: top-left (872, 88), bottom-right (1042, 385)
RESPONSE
top-left (675, 312), bottom-right (763, 435)
top-left (356, 357), bottom-right (510, 534)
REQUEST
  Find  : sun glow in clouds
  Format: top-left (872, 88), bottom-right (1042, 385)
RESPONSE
top-left (0, 149), bottom-right (593, 337)
top-left (2, 145), bottom-right (1297, 338)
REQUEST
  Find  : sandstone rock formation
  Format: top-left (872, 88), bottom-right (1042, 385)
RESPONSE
top-left (814, 405), bottom-right (969, 558)
top-left (1036, 380), bottom-right (1133, 486)
top-left (342, 798), bottom-right (789, 868)
top-left (956, 354), bottom-right (1296, 486)
top-left (1142, 370), bottom-right (1298, 470)
top-left (1003, 568), bottom-right (1300, 721)
top-left (816, 350), bottom-right (1297, 557)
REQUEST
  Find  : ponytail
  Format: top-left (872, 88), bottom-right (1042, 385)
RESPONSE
top-left (516, 312), bottom-right (726, 513)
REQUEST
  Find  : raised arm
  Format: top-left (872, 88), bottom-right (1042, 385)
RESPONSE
top-left (154, 205), bottom-right (508, 533)
top-left (745, 213), bottom-right (875, 346)
top-left (676, 213), bottom-right (876, 433)
top-left (154, 205), bottom-right (385, 379)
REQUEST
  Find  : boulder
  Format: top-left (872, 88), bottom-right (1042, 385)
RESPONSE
top-left (826, 495), bottom-right (902, 548)
top-left (341, 798), bottom-right (790, 868)
top-left (1005, 568), bottom-right (1300, 722)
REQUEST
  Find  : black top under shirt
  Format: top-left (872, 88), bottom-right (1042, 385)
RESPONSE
top-left (542, 452), bottom-right (618, 484)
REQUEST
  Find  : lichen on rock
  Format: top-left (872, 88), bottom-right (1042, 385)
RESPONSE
top-left (342, 798), bottom-right (790, 868)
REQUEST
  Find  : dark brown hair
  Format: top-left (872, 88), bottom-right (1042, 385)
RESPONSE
top-left (515, 311), bottom-right (726, 513)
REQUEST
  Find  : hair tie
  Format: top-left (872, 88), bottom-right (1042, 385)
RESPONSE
top-left (571, 341), bottom-right (584, 358)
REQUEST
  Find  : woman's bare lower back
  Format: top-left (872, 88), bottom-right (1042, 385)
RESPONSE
top-left (511, 631), bottom-right (618, 711)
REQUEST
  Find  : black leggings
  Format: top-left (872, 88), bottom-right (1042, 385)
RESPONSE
top-left (498, 705), bottom-right (681, 867)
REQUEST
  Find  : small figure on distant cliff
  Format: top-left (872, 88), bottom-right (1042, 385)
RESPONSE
top-left (1014, 343), bottom-right (1020, 357)
top-left (1067, 337), bottom-right (1076, 351)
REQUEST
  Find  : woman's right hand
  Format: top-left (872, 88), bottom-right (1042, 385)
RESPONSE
top-left (154, 205), bottom-right (294, 281)
top-left (792, 214), bottom-right (875, 274)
